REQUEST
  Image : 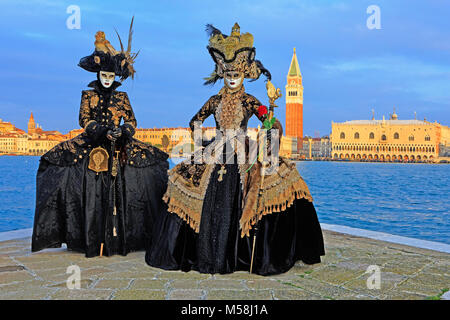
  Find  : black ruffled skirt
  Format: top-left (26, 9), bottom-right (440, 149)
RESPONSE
top-left (146, 163), bottom-right (325, 276)
top-left (32, 137), bottom-right (168, 258)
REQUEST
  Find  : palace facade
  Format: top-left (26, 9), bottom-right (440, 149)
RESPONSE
top-left (331, 111), bottom-right (450, 162)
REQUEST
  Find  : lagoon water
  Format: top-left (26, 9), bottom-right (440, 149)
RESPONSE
top-left (0, 156), bottom-right (449, 244)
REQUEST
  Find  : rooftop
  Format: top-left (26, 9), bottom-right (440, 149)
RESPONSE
top-left (336, 120), bottom-right (432, 125)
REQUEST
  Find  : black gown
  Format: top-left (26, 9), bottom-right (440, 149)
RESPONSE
top-left (32, 80), bottom-right (169, 257)
top-left (146, 86), bottom-right (325, 275)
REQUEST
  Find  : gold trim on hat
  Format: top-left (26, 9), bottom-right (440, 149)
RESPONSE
top-left (208, 23), bottom-right (254, 61)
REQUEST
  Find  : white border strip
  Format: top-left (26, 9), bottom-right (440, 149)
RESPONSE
top-left (1, 224), bottom-right (449, 254)
top-left (321, 223), bottom-right (450, 254)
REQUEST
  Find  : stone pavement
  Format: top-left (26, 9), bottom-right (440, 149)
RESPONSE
top-left (0, 230), bottom-right (448, 300)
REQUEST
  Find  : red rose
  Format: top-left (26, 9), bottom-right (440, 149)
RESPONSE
top-left (258, 105), bottom-right (268, 118)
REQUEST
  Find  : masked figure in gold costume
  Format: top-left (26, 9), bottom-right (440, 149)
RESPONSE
top-left (146, 23), bottom-right (324, 275)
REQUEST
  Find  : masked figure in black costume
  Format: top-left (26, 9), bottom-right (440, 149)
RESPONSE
top-left (146, 23), bottom-right (324, 275)
top-left (32, 22), bottom-right (169, 257)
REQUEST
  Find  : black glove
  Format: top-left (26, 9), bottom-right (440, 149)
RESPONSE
top-left (85, 121), bottom-right (107, 142)
top-left (106, 130), bottom-right (116, 141)
top-left (120, 123), bottom-right (136, 138)
top-left (112, 127), bottom-right (122, 138)
top-left (107, 127), bottom-right (123, 141)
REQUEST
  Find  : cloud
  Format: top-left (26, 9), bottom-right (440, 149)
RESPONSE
top-left (22, 32), bottom-right (51, 39)
top-left (317, 55), bottom-right (450, 105)
top-left (320, 55), bottom-right (450, 77)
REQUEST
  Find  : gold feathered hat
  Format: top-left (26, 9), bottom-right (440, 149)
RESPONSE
top-left (204, 23), bottom-right (271, 85)
top-left (78, 17), bottom-right (139, 81)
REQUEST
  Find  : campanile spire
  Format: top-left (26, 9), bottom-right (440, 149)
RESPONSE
top-left (285, 48), bottom-right (304, 153)
top-left (28, 112), bottom-right (36, 134)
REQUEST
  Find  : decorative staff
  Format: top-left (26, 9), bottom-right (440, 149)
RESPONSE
top-left (249, 80), bottom-right (282, 273)
top-left (99, 123), bottom-right (122, 257)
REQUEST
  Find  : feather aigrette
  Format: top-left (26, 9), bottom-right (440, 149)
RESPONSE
top-left (114, 16), bottom-right (139, 80)
top-left (205, 24), bottom-right (227, 38)
top-left (127, 16), bottom-right (134, 55)
top-left (203, 71), bottom-right (220, 86)
top-left (252, 60), bottom-right (272, 82)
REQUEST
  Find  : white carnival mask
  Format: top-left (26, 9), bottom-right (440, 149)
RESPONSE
top-left (224, 71), bottom-right (243, 90)
top-left (99, 71), bottom-right (115, 88)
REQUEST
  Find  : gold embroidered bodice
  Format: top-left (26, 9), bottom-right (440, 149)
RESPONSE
top-left (79, 81), bottom-right (137, 130)
top-left (189, 86), bottom-right (265, 133)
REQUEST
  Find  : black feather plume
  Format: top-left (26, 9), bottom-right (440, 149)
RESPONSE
top-left (203, 71), bottom-right (221, 86)
top-left (249, 60), bottom-right (272, 82)
top-left (205, 24), bottom-right (227, 38)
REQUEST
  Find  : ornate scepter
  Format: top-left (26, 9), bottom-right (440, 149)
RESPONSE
top-left (249, 80), bottom-right (282, 273)
top-left (99, 121), bottom-right (122, 257)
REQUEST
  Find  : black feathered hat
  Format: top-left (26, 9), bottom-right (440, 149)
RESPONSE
top-left (78, 50), bottom-right (131, 80)
top-left (78, 17), bottom-right (139, 81)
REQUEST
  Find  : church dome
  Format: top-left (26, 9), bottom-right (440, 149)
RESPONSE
top-left (390, 107), bottom-right (398, 120)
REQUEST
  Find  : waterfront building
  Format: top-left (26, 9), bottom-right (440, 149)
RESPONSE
top-left (331, 110), bottom-right (450, 162)
top-left (0, 133), bottom-right (19, 154)
top-left (0, 119), bottom-right (27, 154)
top-left (67, 128), bottom-right (84, 139)
top-left (300, 136), bottom-right (332, 159)
top-left (0, 118), bottom-right (16, 133)
top-left (26, 113), bottom-right (66, 155)
top-left (439, 123), bottom-right (450, 157)
top-left (0, 132), bottom-right (29, 155)
top-left (280, 136), bottom-right (297, 158)
top-left (16, 135), bottom-right (28, 154)
top-left (0, 113), bottom-right (66, 155)
top-left (135, 127), bottom-right (193, 151)
top-left (27, 136), bottom-right (63, 155)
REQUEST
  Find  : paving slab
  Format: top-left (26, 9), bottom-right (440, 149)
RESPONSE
top-left (0, 230), bottom-right (448, 300)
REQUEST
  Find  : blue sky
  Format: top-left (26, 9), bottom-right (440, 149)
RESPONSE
top-left (0, 0), bottom-right (449, 136)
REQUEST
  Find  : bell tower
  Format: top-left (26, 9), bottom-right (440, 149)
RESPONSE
top-left (285, 48), bottom-right (304, 153)
top-left (28, 112), bottom-right (36, 135)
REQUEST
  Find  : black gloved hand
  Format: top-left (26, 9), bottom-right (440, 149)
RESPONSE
top-left (106, 129), bottom-right (117, 142)
top-left (85, 121), bottom-right (108, 142)
top-left (120, 123), bottom-right (135, 138)
top-left (112, 127), bottom-right (122, 138)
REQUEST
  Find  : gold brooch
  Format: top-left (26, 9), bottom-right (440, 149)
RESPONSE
top-left (88, 147), bottom-right (109, 173)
